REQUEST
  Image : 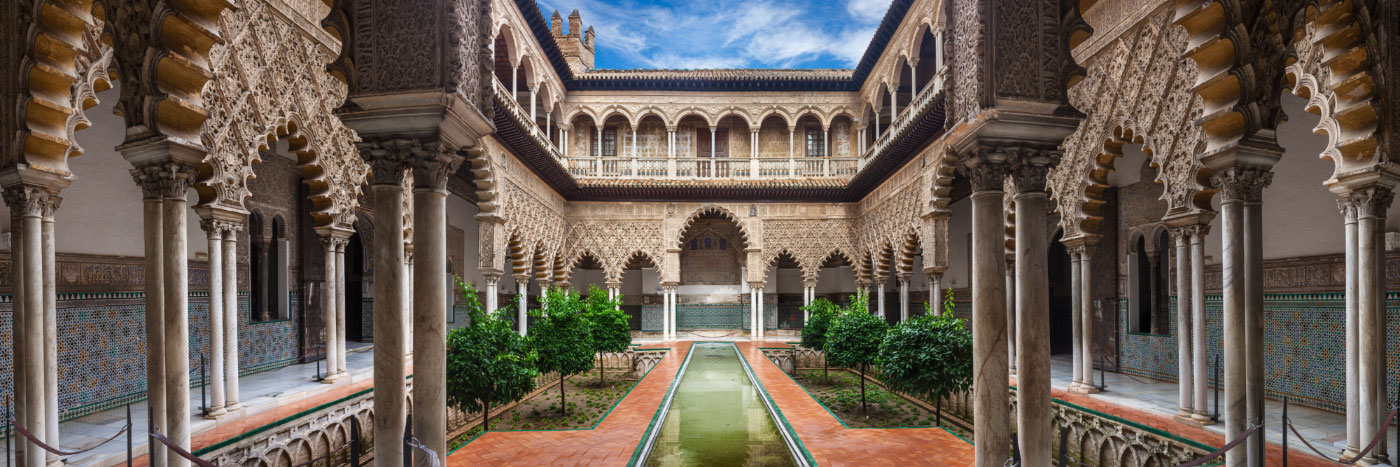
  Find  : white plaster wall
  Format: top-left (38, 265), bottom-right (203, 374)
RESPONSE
top-left (815, 265), bottom-right (856, 293)
top-left (570, 268), bottom-right (607, 292)
top-left (446, 194), bottom-right (481, 287)
top-left (946, 195), bottom-right (972, 288)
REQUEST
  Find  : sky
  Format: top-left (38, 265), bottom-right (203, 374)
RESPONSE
top-left (534, 0), bottom-right (892, 70)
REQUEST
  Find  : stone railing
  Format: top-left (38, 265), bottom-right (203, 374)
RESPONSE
top-left (862, 67), bottom-right (946, 167)
top-left (564, 156), bottom-right (860, 180)
top-left (196, 381), bottom-right (389, 466)
top-left (493, 77), bottom-right (563, 161)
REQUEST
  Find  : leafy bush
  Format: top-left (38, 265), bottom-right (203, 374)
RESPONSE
top-left (529, 287), bottom-right (595, 415)
top-left (445, 277), bottom-right (538, 430)
top-left (580, 284), bottom-right (630, 385)
top-left (824, 290), bottom-right (886, 414)
top-left (877, 311), bottom-right (973, 411)
top-left (800, 298), bottom-right (840, 381)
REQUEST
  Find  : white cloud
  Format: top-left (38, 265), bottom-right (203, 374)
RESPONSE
top-left (534, 0), bottom-right (889, 69)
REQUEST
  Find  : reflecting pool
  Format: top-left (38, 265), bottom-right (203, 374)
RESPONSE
top-left (646, 343), bottom-right (797, 467)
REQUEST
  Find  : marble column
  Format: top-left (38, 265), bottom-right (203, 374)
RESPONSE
top-left (133, 175), bottom-right (166, 467)
top-left (1190, 226), bottom-right (1210, 422)
top-left (1080, 244), bottom-right (1097, 394)
top-left (484, 273), bottom-right (500, 313)
top-left (1243, 176), bottom-right (1269, 467)
top-left (966, 157), bottom-right (1009, 467)
top-left (9, 213), bottom-right (26, 467)
top-left (203, 220), bottom-right (228, 414)
top-left (365, 152), bottom-right (407, 467)
top-left (662, 284), bottom-right (671, 338)
top-left (875, 277), bottom-right (887, 318)
top-left (1012, 157), bottom-right (1054, 467)
top-left (412, 151), bottom-right (461, 466)
top-left (1068, 245), bottom-right (1083, 391)
top-left (322, 234), bottom-right (341, 382)
top-left (335, 239), bottom-right (348, 377)
top-left (40, 192), bottom-right (59, 464)
top-left (516, 276), bottom-right (530, 335)
top-left (1174, 228), bottom-right (1193, 420)
top-left (5, 185), bottom-right (48, 467)
top-left (1344, 197), bottom-right (1360, 454)
top-left (929, 272), bottom-right (943, 315)
top-left (898, 273), bottom-right (910, 322)
top-left (222, 223), bottom-right (242, 412)
top-left (161, 167), bottom-right (194, 467)
top-left (1213, 166), bottom-right (1270, 467)
top-left (1354, 186), bottom-right (1392, 465)
top-left (1006, 257), bottom-right (1016, 373)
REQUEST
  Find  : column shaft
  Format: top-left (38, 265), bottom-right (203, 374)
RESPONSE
top-left (323, 238), bottom-right (341, 381)
top-left (1191, 230), bottom-right (1209, 420)
top-left (206, 225), bottom-right (227, 413)
top-left (41, 197), bottom-right (58, 461)
top-left (163, 194), bottom-right (191, 467)
top-left (1357, 189), bottom-right (1391, 464)
top-left (1081, 246), bottom-right (1095, 393)
top-left (1014, 188), bottom-right (1051, 466)
top-left (1006, 260), bottom-right (1016, 373)
top-left (876, 280), bottom-right (886, 318)
top-left (517, 280), bottom-right (529, 335)
top-left (969, 167), bottom-right (1009, 467)
top-left (10, 215), bottom-right (27, 467)
top-left (141, 197), bottom-right (165, 466)
top-left (1176, 231), bottom-right (1193, 417)
top-left (1345, 201), bottom-right (1360, 452)
top-left (412, 183), bottom-right (450, 465)
top-left (336, 244), bottom-right (348, 375)
top-left (898, 277), bottom-right (909, 322)
top-left (484, 277), bottom-right (498, 313)
top-left (662, 287), bottom-right (670, 338)
top-left (223, 227), bottom-right (241, 411)
top-left (1244, 200), bottom-right (1264, 467)
top-left (1220, 194), bottom-right (1246, 467)
top-left (370, 178), bottom-right (407, 467)
top-left (1069, 249), bottom-right (1083, 389)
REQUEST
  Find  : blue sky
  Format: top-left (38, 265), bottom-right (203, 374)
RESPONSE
top-left (535, 0), bottom-right (892, 70)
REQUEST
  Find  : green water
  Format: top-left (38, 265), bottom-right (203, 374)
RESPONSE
top-left (647, 343), bottom-right (797, 467)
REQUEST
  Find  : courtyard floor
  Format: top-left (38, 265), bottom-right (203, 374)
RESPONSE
top-left (448, 338), bottom-right (976, 466)
top-left (2, 343), bottom-right (377, 466)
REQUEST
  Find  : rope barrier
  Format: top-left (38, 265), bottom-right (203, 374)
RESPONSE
top-left (1176, 423), bottom-right (1261, 467)
top-left (150, 431), bottom-right (217, 467)
top-left (1284, 408), bottom-right (1397, 465)
top-left (9, 415), bottom-right (129, 457)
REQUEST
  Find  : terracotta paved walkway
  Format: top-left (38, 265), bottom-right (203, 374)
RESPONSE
top-left (449, 340), bottom-right (977, 466)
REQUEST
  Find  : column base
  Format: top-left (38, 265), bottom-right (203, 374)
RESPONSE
top-left (1189, 411), bottom-right (1216, 426)
top-left (1071, 385), bottom-right (1100, 395)
top-left (204, 406), bottom-right (227, 420)
top-left (225, 402), bottom-right (244, 413)
top-left (322, 372), bottom-right (344, 384)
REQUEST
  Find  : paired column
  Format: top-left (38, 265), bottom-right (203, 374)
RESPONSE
top-left (1171, 227), bottom-right (1194, 420)
top-left (1067, 244), bottom-right (1083, 390)
top-left (222, 222), bottom-right (242, 412)
top-left (4, 181), bottom-right (61, 467)
top-left (1211, 165), bottom-right (1272, 467)
top-left (1351, 186), bottom-right (1393, 465)
top-left (318, 229), bottom-right (352, 383)
top-left (362, 148), bottom-right (408, 467)
top-left (874, 276), bottom-right (887, 318)
top-left (1190, 226), bottom-right (1210, 423)
top-left (749, 283), bottom-right (765, 338)
top-left (483, 273), bottom-right (500, 313)
top-left (335, 238), bottom-right (348, 376)
top-left (927, 270), bottom-right (943, 315)
top-left (1011, 153), bottom-right (1056, 467)
top-left (201, 219), bottom-right (228, 414)
top-left (1006, 256), bottom-right (1016, 373)
top-left (1079, 243), bottom-right (1098, 394)
top-left (966, 155), bottom-right (1010, 467)
top-left (411, 148), bottom-right (463, 466)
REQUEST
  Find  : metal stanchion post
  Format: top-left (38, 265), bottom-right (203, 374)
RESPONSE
top-left (201, 352), bottom-right (208, 416)
top-left (1098, 354), bottom-right (1106, 392)
top-left (935, 398), bottom-right (942, 427)
top-left (126, 404), bottom-right (133, 467)
top-left (147, 406), bottom-right (156, 463)
top-left (349, 420), bottom-right (361, 467)
top-left (404, 413), bottom-right (413, 467)
top-left (1257, 392), bottom-right (1266, 465)
top-left (1282, 397), bottom-right (1288, 467)
top-left (315, 359), bottom-right (322, 382)
top-left (1056, 427), bottom-right (1069, 466)
top-left (7, 401), bottom-right (12, 467)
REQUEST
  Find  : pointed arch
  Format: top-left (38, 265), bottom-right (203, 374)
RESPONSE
top-left (676, 205), bottom-right (751, 249)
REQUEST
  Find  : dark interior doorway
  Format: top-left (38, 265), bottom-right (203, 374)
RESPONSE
top-left (346, 230), bottom-right (366, 342)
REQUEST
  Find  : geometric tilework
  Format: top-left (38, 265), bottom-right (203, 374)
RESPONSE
top-left (641, 303), bottom-right (777, 331)
top-left (0, 290), bottom-right (302, 425)
top-left (1117, 292), bottom-right (1398, 414)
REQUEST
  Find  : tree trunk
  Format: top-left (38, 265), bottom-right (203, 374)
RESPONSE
top-left (860, 363), bottom-right (868, 415)
top-left (484, 399), bottom-right (491, 431)
top-left (823, 356), bottom-right (829, 384)
top-left (560, 373), bottom-right (568, 415)
top-left (599, 352), bottom-right (605, 386)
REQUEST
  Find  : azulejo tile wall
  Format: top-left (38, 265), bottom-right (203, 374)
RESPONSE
top-left (0, 290), bottom-right (302, 424)
top-left (641, 304), bottom-right (777, 331)
top-left (1118, 293), bottom-right (1400, 414)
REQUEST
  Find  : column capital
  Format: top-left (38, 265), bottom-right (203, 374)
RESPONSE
top-left (1210, 165), bottom-right (1273, 204)
top-left (129, 161), bottom-right (198, 200)
top-left (854, 278), bottom-right (871, 289)
top-left (515, 273), bottom-right (533, 284)
top-left (1349, 185), bottom-right (1394, 219)
top-left (480, 270), bottom-right (502, 283)
top-left (411, 143), bottom-right (468, 191)
top-left (895, 271), bottom-right (912, 283)
top-left (357, 139), bottom-right (415, 186)
top-left (748, 281), bottom-right (766, 289)
top-left (605, 280), bottom-right (622, 289)
top-left (1008, 148), bottom-right (1060, 195)
top-left (1, 184), bottom-right (50, 218)
top-left (960, 151), bottom-right (1008, 193)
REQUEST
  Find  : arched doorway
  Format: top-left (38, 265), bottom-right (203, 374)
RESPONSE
top-left (346, 228), bottom-right (367, 342)
top-left (677, 209), bottom-right (748, 331)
